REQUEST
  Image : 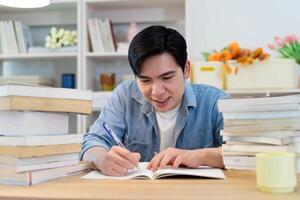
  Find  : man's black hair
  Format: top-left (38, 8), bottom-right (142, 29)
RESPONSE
top-left (128, 25), bottom-right (187, 76)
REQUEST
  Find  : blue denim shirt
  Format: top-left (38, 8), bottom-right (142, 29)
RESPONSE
top-left (80, 80), bottom-right (229, 161)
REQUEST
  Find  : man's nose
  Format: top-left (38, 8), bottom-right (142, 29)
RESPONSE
top-left (151, 81), bottom-right (165, 96)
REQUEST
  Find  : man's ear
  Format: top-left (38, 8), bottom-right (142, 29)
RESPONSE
top-left (183, 60), bottom-right (191, 80)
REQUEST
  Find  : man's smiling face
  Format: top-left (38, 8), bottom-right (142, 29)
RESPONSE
top-left (136, 52), bottom-right (190, 112)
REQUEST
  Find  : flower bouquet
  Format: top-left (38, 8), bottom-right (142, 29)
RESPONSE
top-left (268, 35), bottom-right (300, 65)
top-left (45, 27), bottom-right (77, 49)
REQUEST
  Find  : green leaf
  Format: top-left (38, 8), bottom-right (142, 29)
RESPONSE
top-left (202, 52), bottom-right (210, 61)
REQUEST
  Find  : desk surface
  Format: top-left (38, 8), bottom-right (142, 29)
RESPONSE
top-left (0, 170), bottom-right (299, 200)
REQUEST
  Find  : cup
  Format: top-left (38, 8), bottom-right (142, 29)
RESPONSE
top-left (62, 73), bottom-right (75, 88)
top-left (256, 152), bottom-right (297, 193)
top-left (100, 73), bottom-right (115, 91)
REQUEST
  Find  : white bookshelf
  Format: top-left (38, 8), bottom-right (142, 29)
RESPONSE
top-left (0, 0), bottom-right (82, 133)
top-left (0, 0), bottom-right (186, 133)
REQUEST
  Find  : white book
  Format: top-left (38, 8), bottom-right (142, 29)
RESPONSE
top-left (222, 135), bottom-right (294, 145)
top-left (0, 162), bottom-right (90, 186)
top-left (94, 18), bottom-right (104, 53)
top-left (225, 165), bottom-right (256, 171)
top-left (104, 18), bottom-right (116, 52)
top-left (222, 144), bottom-right (299, 153)
top-left (99, 19), bottom-right (114, 52)
top-left (0, 111), bottom-right (69, 136)
top-left (0, 159), bottom-right (79, 172)
top-left (223, 156), bottom-right (256, 167)
top-left (223, 123), bottom-right (300, 133)
top-left (8, 21), bottom-right (19, 54)
top-left (222, 110), bottom-right (300, 120)
top-left (0, 134), bottom-right (83, 146)
top-left (14, 21), bottom-right (32, 53)
top-left (221, 130), bottom-right (300, 137)
top-left (13, 21), bottom-right (24, 53)
top-left (0, 153), bottom-right (79, 165)
top-left (219, 103), bottom-right (300, 113)
top-left (0, 21), bottom-right (3, 54)
top-left (0, 21), bottom-right (8, 54)
top-left (224, 118), bottom-right (300, 127)
top-left (218, 95), bottom-right (300, 111)
top-left (82, 162), bottom-right (225, 180)
top-left (0, 84), bottom-right (92, 100)
top-left (224, 156), bottom-right (300, 171)
top-left (87, 19), bottom-right (99, 52)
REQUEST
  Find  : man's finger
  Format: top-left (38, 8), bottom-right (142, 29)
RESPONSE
top-left (172, 155), bottom-right (183, 169)
top-left (159, 153), bottom-right (174, 169)
top-left (149, 152), bottom-right (165, 172)
top-left (109, 147), bottom-right (136, 169)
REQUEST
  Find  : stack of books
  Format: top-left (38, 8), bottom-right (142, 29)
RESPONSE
top-left (218, 95), bottom-right (300, 171)
top-left (0, 83), bottom-right (92, 185)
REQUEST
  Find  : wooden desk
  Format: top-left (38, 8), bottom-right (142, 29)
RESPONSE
top-left (0, 170), bottom-right (298, 200)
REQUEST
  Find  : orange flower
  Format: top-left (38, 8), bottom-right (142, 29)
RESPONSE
top-left (208, 53), bottom-right (220, 61)
top-left (219, 50), bottom-right (232, 62)
top-left (228, 42), bottom-right (240, 59)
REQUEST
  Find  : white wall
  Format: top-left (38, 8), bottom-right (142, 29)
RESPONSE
top-left (186, 0), bottom-right (300, 60)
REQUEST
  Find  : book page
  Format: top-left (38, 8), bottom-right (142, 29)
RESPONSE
top-left (81, 162), bottom-right (153, 180)
top-left (81, 163), bottom-right (225, 180)
top-left (153, 166), bottom-right (226, 179)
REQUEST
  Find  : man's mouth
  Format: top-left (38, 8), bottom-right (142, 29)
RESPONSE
top-left (152, 97), bottom-right (170, 105)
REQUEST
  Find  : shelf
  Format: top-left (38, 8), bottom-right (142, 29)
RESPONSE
top-left (85, 52), bottom-right (128, 61)
top-left (0, 53), bottom-right (78, 61)
top-left (85, 0), bottom-right (185, 9)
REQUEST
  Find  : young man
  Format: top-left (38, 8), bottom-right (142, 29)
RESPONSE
top-left (81, 25), bottom-right (228, 176)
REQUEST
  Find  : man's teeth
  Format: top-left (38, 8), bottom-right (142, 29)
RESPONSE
top-left (156, 98), bottom-right (168, 103)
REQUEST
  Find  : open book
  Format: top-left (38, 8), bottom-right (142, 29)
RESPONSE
top-left (81, 162), bottom-right (225, 180)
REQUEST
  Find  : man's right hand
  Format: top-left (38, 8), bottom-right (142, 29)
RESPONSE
top-left (83, 146), bottom-right (141, 176)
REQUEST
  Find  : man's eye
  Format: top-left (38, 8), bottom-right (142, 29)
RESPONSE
top-left (162, 76), bottom-right (173, 80)
top-left (140, 79), bottom-right (150, 83)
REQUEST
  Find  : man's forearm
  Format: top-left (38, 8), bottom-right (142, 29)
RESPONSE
top-left (82, 146), bottom-right (108, 170)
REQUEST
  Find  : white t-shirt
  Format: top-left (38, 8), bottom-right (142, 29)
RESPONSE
top-left (155, 105), bottom-right (180, 151)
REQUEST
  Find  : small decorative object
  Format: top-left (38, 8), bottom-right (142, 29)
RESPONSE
top-left (202, 42), bottom-right (270, 74)
top-left (45, 27), bottom-right (77, 49)
top-left (268, 35), bottom-right (300, 65)
top-left (100, 73), bottom-right (115, 91)
top-left (126, 22), bottom-right (139, 42)
top-left (62, 73), bottom-right (75, 88)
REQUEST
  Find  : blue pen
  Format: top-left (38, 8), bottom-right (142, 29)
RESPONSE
top-left (103, 122), bottom-right (140, 169)
top-left (103, 122), bottom-right (125, 148)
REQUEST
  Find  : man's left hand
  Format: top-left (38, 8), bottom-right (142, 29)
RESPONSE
top-left (146, 147), bottom-right (204, 172)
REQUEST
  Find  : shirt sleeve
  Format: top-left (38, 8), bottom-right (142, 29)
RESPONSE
top-left (80, 83), bottom-right (128, 160)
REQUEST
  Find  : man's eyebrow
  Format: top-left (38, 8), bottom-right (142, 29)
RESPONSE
top-left (137, 71), bottom-right (176, 79)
